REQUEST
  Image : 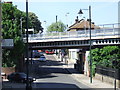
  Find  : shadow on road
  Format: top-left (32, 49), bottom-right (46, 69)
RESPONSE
top-left (2, 82), bottom-right (82, 90)
top-left (33, 82), bottom-right (81, 89)
top-left (27, 57), bottom-right (81, 79)
top-left (29, 59), bottom-right (71, 79)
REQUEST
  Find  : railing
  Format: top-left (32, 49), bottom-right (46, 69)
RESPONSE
top-left (23, 23), bottom-right (120, 41)
top-left (96, 66), bottom-right (120, 90)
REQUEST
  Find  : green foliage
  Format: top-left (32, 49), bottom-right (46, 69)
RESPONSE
top-left (89, 46), bottom-right (120, 76)
top-left (99, 46), bottom-right (119, 68)
top-left (47, 21), bottom-right (66, 32)
top-left (28, 12), bottom-right (43, 33)
top-left (2, 3), bottom-right (43, 67)
top-left (2, 3), bottom-right (25, 67)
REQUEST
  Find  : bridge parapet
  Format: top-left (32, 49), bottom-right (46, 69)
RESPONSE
top-left (23, 23), bottom-right (120, 43)
top-left (23, 23), bottom-right (120, 49)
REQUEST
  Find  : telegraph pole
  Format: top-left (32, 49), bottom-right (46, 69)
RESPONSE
top-left (56, 15), bottom-right (57, 23)
top-left (0, 1), bottom-right (2, 89)
top-left (26, 0), bottom-right (31, 90)
top-left (89, 6), bottom-right (92, 83)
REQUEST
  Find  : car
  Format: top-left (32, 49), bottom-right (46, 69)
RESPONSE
top-left (7, 72), bottom-right (36, 83)
top-left (45, 49), bottom-right (54, 54)
top-left (39, 55), bottom-right (46, 62)
top-left (33, 50), bottom-right (40, 58)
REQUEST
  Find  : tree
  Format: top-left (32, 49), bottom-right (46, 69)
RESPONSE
top-left (2, 3), bottom-right (25, 68)
top-left (47, 21), bottom-right (66, 32)
top-left (2, 3), bottom-right (43, 69)
top-left (28, 12), bottom-right (43, 33)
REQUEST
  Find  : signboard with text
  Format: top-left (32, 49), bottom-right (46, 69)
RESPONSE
top-left (1, 39), bottom-right (14, 48)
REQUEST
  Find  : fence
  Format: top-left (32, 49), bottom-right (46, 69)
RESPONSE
top-left (23, 23), bottom-right (120, 41)
top-left (96, 66), bottom-right (120, 89)
top-left (96, 66), bottom-right (120, 80)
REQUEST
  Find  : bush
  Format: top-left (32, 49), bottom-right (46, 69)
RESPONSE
top-left (89, 46), bottom-right (120, 76)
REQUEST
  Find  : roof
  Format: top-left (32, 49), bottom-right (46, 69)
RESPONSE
top-left (68, 19), bottom-right (100, 31)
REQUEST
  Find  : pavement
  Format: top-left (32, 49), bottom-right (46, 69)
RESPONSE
top-left (61, 58), bottom-right (120, 89)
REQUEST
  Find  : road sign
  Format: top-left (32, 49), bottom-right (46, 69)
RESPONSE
top-left (1, 39), bottom-right (14, 48)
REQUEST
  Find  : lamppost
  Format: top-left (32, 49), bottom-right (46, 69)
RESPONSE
top-left (56, 15), bottom-right (59, 32)
top-left (56, 15), bottom-right (58, 23)
top-left (0, 1), bottom-right (2, 89)
top-left (78, 6), bottom-right (92, 83)
top-left (65, 12), bottom-right (69, 28)
top-left (20, 17), bottom-right (23, 40)
top-left (26, 0), bottom-right (32, 90)
top-left (43, 20), bottom-right (47, 34)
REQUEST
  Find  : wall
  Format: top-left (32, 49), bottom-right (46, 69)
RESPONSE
top-left (68, 49), bottom-right (79, 62)
top-left (95, 73), bottom-right (120, 88)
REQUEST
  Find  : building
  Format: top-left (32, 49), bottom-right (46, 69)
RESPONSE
top-left (68, 17), bottom-right (100, 75)
top-left (68, 16), bottom-right (100, 31)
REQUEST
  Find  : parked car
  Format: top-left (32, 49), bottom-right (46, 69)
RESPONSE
top-left (33, 50), bottom-right (40, 58)
top-left (39, 55), bottom-right (46, 62)
top-left (45, 49), bottom-right (54, 54)
top-left (7, 72), bottom-right (36, 83)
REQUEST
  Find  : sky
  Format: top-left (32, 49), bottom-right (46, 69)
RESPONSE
top-left (3, 0), bottom-right (119, 32)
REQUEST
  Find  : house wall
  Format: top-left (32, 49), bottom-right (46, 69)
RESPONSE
top-left (68, 49), bottom-right (90, 74)
top-left (68, 49), bottom-right (79, 63)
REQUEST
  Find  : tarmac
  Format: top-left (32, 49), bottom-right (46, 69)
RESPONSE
top-left (2, 55), bottom-right (120, 90)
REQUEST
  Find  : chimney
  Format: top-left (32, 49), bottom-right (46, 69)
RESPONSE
top-left (87, 19), bottom-right (90, 22)
top-left (92, 22), bottom-right (95, 24)
top-left (75, 16), bottom-right (79, 23)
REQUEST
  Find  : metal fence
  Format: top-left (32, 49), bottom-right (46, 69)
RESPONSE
top-left (96, 66), bottom-right (120, 90)
top-left (23, 23), bottom-right (120, 41)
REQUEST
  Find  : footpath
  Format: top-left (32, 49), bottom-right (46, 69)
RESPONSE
top-left (61, 58), bottom-right (120, 90)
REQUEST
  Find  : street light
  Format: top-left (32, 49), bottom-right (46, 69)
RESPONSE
top-left (0, 1), bottom-right (2, 90)
top-left (56, 15), bottom-right (59, 32)
top-left (26, 0), bottom-right (32, 90)
top-left (65, 12), bottom-right (69, 27)
top-left (43, 20), bottom-right (47, 34)
top-left (78, 6), bottom-right (92, 83)
top-left (20, 17), bottom-right (23, 40)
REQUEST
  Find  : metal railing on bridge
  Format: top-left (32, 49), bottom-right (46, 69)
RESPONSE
top-left (23, 23), bottom-right (120, 41)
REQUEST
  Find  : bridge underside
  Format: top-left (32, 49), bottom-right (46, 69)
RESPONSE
top-left (28, 38), bottom-right (120, 50)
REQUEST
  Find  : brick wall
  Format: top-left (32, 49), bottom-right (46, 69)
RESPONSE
top-left (2, 67), bottom-right (15, 76)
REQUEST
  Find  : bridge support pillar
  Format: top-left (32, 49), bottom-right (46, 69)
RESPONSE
top-left (75, 49), bottom-right (85, 74)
